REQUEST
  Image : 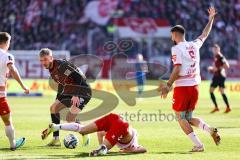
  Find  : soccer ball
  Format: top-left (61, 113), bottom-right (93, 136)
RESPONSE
top-left (63, 134), bottom-right (79, 149)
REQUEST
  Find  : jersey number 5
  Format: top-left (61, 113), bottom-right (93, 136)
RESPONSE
top-left (189, 50), bottom-right (195, 60)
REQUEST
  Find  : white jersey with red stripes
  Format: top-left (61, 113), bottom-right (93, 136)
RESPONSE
top-left (0, 48), bottom-right (14, 97)
top-left (171, 37), bottom-right (205, 87)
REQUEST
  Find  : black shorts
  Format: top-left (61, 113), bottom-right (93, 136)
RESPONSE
top-left (56, 94), bottom-right (91, 110)
top-left (210, 75), bottom-right (226, 88)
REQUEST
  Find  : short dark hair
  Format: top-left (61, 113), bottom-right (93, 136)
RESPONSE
top-left (171, 25), bottom-right (185, 34)
top-left (39, 48), bottom-right (53, 57)
top-left (0, 32), bottom-right (11, 44)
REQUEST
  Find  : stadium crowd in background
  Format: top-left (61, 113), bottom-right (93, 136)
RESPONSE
top-left (0, 0), bottom-right (239, 59)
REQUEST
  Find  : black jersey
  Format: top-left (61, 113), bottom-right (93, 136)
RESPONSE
top-left (214, 54), bottom-right (227, 77)
top-left (49, 59), bottom-right (91, 98)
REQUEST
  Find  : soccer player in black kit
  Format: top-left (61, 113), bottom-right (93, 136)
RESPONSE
top-left (39, 48), bottom-right (91, 146)
top-left (208, 44), bottom-right (231, 113)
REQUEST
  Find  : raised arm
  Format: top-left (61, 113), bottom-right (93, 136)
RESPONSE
top-left (199, 7), bottom-right (217, 40)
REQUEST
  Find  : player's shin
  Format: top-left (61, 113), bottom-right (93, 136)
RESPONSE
top-left (51, 113), bottom-right (60, 139)
top-left (210, 93), bottom-right (218, 108)
top-left (222, 93), bottom-right (230, 108)
top-left (188, 132), bottom-right (203, 147)
top-left (5, 124), bottom-right (16, 148)
top-left (190, 118), bottom-right (211, 134)
top-left (58, 123), bottom-right (83, 132)
top-left (178, 118), bottom-right (203, 147)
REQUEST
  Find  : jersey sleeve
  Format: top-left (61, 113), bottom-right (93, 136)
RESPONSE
top-left (171, 47), bottom-right (182, 66)
top-left (5, 54), bottom-right (14, 65)
top-left (220, 56), bottom-right (227, 64)
top-left (193, 35), bottom-right (206, 49)
top-left (57, 60), bottom-right (86, 85)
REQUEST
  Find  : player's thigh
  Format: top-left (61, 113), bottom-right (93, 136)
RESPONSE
top-left (210, 78), bottom-right (218, 91)
top-left (50, 100), bottom-right (65, 113)
top-left (0, 97), bottom-right (11, 116)
top-left (219, 77), bottom-right (226, 92)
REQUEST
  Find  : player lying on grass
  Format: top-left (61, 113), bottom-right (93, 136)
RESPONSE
top-left (0, 32), bottom-right (29, 150)
top-left (158, 7), bottom-right (220, 152)
top-left (41, 113), bottom-right (147, 156)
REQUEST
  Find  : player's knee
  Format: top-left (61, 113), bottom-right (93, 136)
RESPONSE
top-left (219, 88), bottom-right (225, 94)
top-left (176, 111), bottom-right (192, 122)
top-left (186, 112), bottom-right (193, 121)
top-left (66, 116), bottom-right (75, 123)
top-left (2, 118), bottom-right (11, 126)
top-left (188, 118), bottom-right (194, 125)
top-left (209, 88), bottom-right (214, 93)
top-left (50, 104), bottom-right (57, 113)
top-left (79, 126), bottom-right (88, 135)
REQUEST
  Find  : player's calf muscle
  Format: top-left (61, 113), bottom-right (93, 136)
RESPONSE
top-left (80, 123), bottom-right (98, 135)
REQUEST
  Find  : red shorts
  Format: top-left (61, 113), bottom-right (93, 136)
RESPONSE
top-left (95, 113), bottom-right (129, 146)
top-left (172, 85), bottom-right (199, 112)
top-left (0, 97), bottom-right (11, 116)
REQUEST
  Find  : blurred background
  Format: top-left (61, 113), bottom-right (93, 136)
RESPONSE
top-left (0, 0), bottom-right (239, 81)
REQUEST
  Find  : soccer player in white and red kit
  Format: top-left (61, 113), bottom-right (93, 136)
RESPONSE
top-left (0, 32), bottom-right (29, 150)
top-left (41, 113), bottom-right (146, 156)
top-left (159, 7), bottom-right (220, 152)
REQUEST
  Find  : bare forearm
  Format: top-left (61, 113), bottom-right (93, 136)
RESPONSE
top-left (201, 17), bottom-right (214, 38)
top-left (167, 66), bottom-right (181, 86)
top-left (10, 68), bottom-right (24, 88)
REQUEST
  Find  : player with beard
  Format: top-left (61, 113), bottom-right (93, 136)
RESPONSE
top-left (158, 7), bottom-right (221, 152)
top-left (39, 48), bottom-right (91, 146)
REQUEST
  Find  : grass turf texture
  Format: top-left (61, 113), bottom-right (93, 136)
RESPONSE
top-left (0, 80), bottom-right (239, 160)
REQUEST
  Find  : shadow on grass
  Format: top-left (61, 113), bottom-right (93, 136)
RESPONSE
top-left (0, 146), bottom-right (145, 159)
top-left (1, 152), bottom-right (143, 160)
top-left (44, 152), bottom-right (139, 159)
top-left (155, 151), bottom-right (193, 155)
top-left (0, 147), bottom-right (10, 151)
top-left (0, 145), bottom-right (62, 151)
top-left (218, 126), bottom-right (240, 129)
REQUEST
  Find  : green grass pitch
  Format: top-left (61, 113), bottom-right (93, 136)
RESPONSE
top-left (0, 81), bottom-right (239, 160)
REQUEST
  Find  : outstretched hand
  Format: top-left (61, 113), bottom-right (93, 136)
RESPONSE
top-left (22, 85), bottom-right (30, 94)
top-left (208, 7), bottom-right (217, 20)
